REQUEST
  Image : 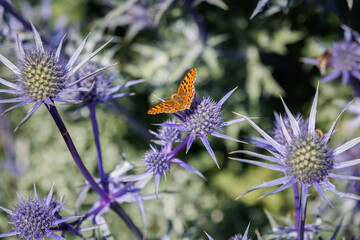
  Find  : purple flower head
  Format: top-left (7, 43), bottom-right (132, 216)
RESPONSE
top-left (0, 184), bottom-right (79, 240)
top-left (251, 112), bottom-right (307, 151)
top-left (122, 143), bottom-right (205, 198)
top-left (301, 26), bottom-right (360, 87)
top-left (182, 96), bottom-right (222, 136)
top-left (330, 41), bottom-right (360, 75)
top-left (0, 23), bottom-right (111, 130)
top-left (72, 63), bottom-right (144, 108)
top-left (269, 113), bottom-right (306, 145)
top-left (17, 47), bottom-right (68, 102)
top-left (150, 119), bottom-right (183, 145)
top-left (231, 84), bottom-right (360, 218)
top-left (164, 87), bottom-right (246, 168)
top-left (145, 145), bottom-right (171, 178)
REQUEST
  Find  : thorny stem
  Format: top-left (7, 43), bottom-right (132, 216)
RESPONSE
top-left (46, 103), bottom-right (108, 200)
top-left (89, 104), bottom-right (108, 192)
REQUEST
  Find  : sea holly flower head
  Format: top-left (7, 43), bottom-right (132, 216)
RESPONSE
top-left (150, 119), bottom-right (183, 145)
top-left (163, 87), bottom-right (246, 168)
top-left (301, 26), bottom-right (360, 87)
top-left (0, 184), bottom-right (79, 240)
top-left (250, 112), bottom-right (307, 151)
top-left (231, 84), bottom-right (360, 217)
top-left (122, 142), bottom-right (205, 198)
top-left (0, 23), bottom-right (111, 130)
top-left (73, 62), bottom-right (144, 108)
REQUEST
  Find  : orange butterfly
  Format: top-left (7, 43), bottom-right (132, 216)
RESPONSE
top-left (148, 68), bottom-right (197, 114)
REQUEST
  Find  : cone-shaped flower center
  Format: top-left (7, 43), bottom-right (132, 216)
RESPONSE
top-left (11, 198), bottom-right (55, 239)
top-left (330, 41), bottom-right (360, 72)
top-left (144, 148), bottom-right (169, 175)
top-left (183, 97), bottom-right (222, 137)
top-left (285, 134), bottom-right (334, 184)
top-left (18, 49), bottom-right (67, 101)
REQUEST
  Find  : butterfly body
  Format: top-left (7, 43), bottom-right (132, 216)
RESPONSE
top-left (148, 68), bottom-right (196, 114)
top-left (317, 50), bottom-right (331, 75)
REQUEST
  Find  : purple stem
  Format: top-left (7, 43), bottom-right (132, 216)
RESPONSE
top-left (45, 103), bottom-right (108, 200)
top-left (169, 134), bottom-right (190, 156)
top-left (111, 181), bottom-right (136, 199)
top-left (88, 104), bottom-right (107, 191)
top-left (46, 103), bottom-right (143, 238)
top-left (83, 202), bottom-right (106, 220)
top-left (0, 0), bottom-right (32, 31)
top-left (299, 199), bottom-right (307, 240)
top-left (293, 183), bottom-right (300, 232)
top-left (110, 202), bottom-right (143, 240)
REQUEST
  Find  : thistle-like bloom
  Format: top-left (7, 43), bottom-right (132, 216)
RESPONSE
top-left (0, 23), bottom-right (111, 130)
top-left (164, 88), bottom-right (245, 168)
top-left (231, 85), bottom-right (360, 215)
top-left (149, 119), bottom-right (182, 145)
top-left (122, 142), bottom-right (205, 197)
top-left (72, 63), bottom-right (144, 108)
top-left (301, 26), bottom-right (360, 86)
top-left (0, 185), bottom-right (79, 240)
top-left (205, 223), bottom-right (250, 240)
top-left (250, 112), bottom-right (307, 151)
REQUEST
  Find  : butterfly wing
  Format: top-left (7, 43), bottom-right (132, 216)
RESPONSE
top-left (148, 68), bottom-right (196, 115)
top-left (177, 68), bottom-right (196, 108)
top-left (148, 100), bottom-right (178, 114)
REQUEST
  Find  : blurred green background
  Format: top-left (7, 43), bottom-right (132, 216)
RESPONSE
top-left (0, 0), bottom-right (360, 239)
